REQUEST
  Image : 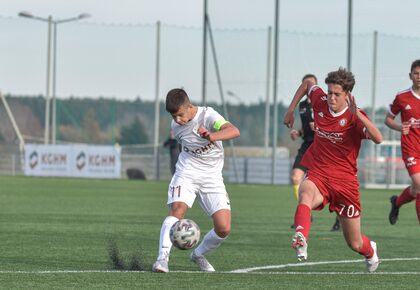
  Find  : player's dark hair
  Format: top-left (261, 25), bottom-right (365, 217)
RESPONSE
top-left (302, 74), bottom-right (318, 84)
top-left (410, 59), bottom-right (420, 72)
top-left (325, 68), bottom-right (355, 92)
top-left (166, 88), bottom-right (190, 113)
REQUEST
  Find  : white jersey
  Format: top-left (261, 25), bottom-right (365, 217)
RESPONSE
top-left (172, 106), bottom-right (226, 178)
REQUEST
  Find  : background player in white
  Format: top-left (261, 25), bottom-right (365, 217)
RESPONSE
top-left (152, 88), bottom-right (240, 273)
top-left (386, 59), bottom-right (420, 225)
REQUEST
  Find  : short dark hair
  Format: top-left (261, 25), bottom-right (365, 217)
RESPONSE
top-left (325, 68), bottom-right (355, 92)
top-left (165, 88), bottom-right (190, 113)
top-left (302, 74), bottom-right (318, 83)
top-left (410, 59), bottom-right (420, 72)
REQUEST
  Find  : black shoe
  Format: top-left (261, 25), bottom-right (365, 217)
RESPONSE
top-left (330, 218), bottom-right (341, 232)
top-left (290, 223), bottom-right (295, 229)
top-left (389, 195), bottom-right (399, 225)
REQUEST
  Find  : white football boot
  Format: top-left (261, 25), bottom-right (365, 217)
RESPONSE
top-left (292, 232), bottom-right (308, 262)
top-left (152, 253), bottom-right (169, 273)
top-left (365, 241), bottom-right (380, 273)
top-left (191, 251), bottom-right (215, 272)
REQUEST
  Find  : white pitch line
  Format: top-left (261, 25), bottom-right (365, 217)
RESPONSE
top-left (0, 257), bottom-right (419, 275)
top-left (230, 257), bottom-right (420, 273)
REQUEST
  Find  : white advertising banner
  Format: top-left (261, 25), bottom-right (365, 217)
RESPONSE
top-left (24, 144), bottom-right (121, 179)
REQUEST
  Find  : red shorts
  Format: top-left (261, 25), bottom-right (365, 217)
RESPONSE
top-left (306, 171), bottom-right (361, 218)
top-left (402, 154), bottom-right (420, 176)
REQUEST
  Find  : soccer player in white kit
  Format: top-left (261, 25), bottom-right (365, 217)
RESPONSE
top-left (152, 88), bottom-right (240, 273)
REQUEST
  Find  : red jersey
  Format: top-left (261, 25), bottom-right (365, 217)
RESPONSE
top-left (301, 86), bottom-right (369, 181)
top-left (389, 88), bottom-right (420, 157)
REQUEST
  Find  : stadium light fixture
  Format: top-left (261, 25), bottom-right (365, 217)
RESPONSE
top-left (18, 11), bottom-right (91, 144)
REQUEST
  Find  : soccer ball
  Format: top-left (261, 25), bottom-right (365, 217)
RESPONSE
top-left (170, 219), bottom-right (201, 250)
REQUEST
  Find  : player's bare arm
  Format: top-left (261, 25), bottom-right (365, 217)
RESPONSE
top-left (384, 113), bottom-right (411, 135)
top-left (198, 122), bottom-right (240, 142)
top-left (284, 78), bottom-right (316, 128)
top-left (347, 95), bottom-right (383, 144)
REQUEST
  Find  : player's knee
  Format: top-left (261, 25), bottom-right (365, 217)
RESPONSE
top-left (291, 174), bottom-right (301, 185)
top-left (214, 225), bottom-right (230, 238)
top-left (169, 203), bottom-right (187, 219)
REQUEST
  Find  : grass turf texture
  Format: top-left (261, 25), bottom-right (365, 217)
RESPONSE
top-left (0, 176), bottom-right (419, 289)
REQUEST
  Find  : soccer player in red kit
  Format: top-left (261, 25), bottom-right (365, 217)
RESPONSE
top-left (386, 59), bottom-right (420, 225)
top-left (283, 68), bottom-right (383, 272)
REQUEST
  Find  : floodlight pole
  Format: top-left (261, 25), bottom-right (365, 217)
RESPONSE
top-left (19, 11), bottom-right (91, 144)
top-left (202, 0), bottom-right (208, 105)
top-left (347, 0), bottom-right (353, 71)
top-left (271, 0), bottom-right (280, 184)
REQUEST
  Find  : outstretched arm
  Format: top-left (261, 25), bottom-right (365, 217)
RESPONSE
top-left (385, 113), bottom-right (411, 135)
top-left (283, 78), bottom-right (316, 128)
top-left (347, 95), bottom-right (383, 144)
top-left (198, 122), bottom-right (240, 142)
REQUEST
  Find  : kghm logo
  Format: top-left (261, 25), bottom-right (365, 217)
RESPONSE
top-left (29, 151), bottom-right (38, 169)
top-left (76, 152), bottom-right (86, 170)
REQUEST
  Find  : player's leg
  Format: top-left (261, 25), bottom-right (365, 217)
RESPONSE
top-left (292, 178), bottom-right (324, 261)
top-left (389, 186), bottom-right (414, 225)
top-left (339, 216), bottom-right (379, 272)
top-left (390, 159), bottom-right (420, 225)
top-left (152, 202), bottom-right (188, 273)
top-left (153, 176), bottom-right (197, 273)
top-left (191, 209), bottom-right (230, 272)
top-left (291, 168), bottom-right (305, 200)
top-left (192, 189), bottom-right (231, 272)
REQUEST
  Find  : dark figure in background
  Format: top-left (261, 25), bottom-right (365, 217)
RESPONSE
top-left (163, 130), bottom-right (180, 175)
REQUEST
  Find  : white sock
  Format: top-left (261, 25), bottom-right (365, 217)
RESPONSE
top-left (157, 216), bottom-right (179, 260)
top-left (194, 228), bottom-right (227, 257)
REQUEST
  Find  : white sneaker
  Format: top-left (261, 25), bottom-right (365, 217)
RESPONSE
top-left (191, 251), bottom-right (215, 272)
top-left (152, 258), bottom-right (169, 273)
top-left (365, 241), bottom-right (380, 272)
top-left (292, 232), bottom-right (308, 262)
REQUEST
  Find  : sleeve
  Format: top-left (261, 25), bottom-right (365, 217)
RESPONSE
top-left (308, 85), bottom-right (326, 109)
top-left (205, 107), bottom-right (228, 131)
top-left (388, 95), bottom-right (401, 116)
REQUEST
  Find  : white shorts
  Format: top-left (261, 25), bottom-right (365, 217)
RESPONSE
top-left (167, 174), bottom-right (231, 217)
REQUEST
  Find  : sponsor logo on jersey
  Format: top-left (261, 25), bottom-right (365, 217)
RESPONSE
top-left (318, 112), bottom-right (324, 118)
top-left (339, 118), bottom-right (347, 127)
top-left (321, 96), bottom-right (328, 101)
top-left (406, 157), bottom-right (417, 167)
top-left (183, 142), bottom-right (215, 156)
top-left (405, 104), bottom-right (412, 110)
top-left (316, 128), bottom-right (344, 143)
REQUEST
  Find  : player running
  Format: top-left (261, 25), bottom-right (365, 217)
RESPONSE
top-left (283, 68), bottom-right (383, 272)
top-left (289, 74), bottom-right (341, 232)
top-left (152, 88), bottom-right (240, 273)
top-left (386, 59), bottom-right (420, 225)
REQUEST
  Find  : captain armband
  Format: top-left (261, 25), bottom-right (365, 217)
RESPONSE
top-left (213, 118), bottom-right (229, 131)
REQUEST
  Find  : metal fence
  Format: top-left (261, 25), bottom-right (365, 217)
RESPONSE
top-left (0, 144), bottom-right (410, 189)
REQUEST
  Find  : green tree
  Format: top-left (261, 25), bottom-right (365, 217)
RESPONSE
top-left (118, 118), bottom-right (149, 145)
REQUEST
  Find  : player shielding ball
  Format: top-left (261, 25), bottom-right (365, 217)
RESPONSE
top-left (152, 88), bottom-right (240, 273)
top-left (385, 59), bottom-right (420, 225)
top-left (283, 68), bottom-right (383, 272)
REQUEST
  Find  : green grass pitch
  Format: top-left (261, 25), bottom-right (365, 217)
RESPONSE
top-left (0, 176), bottom-right (419, 289)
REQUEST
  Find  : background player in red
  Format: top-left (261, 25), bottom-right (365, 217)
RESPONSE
top-left (289, 74), bottom-right (340, 232)
top-left (283, 68), bottom-right (383, 272)
top-left (385, 59), bottom-right (420, 225)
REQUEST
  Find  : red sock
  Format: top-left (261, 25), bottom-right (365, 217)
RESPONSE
top-left (294, 204), bottom-right (311, 239)
top-left (396, 186), bottom-right (415, 208)
top-left (359, 235), bottom-right (374, 258)
top-left (416, 194), bottom-right (420, 224)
